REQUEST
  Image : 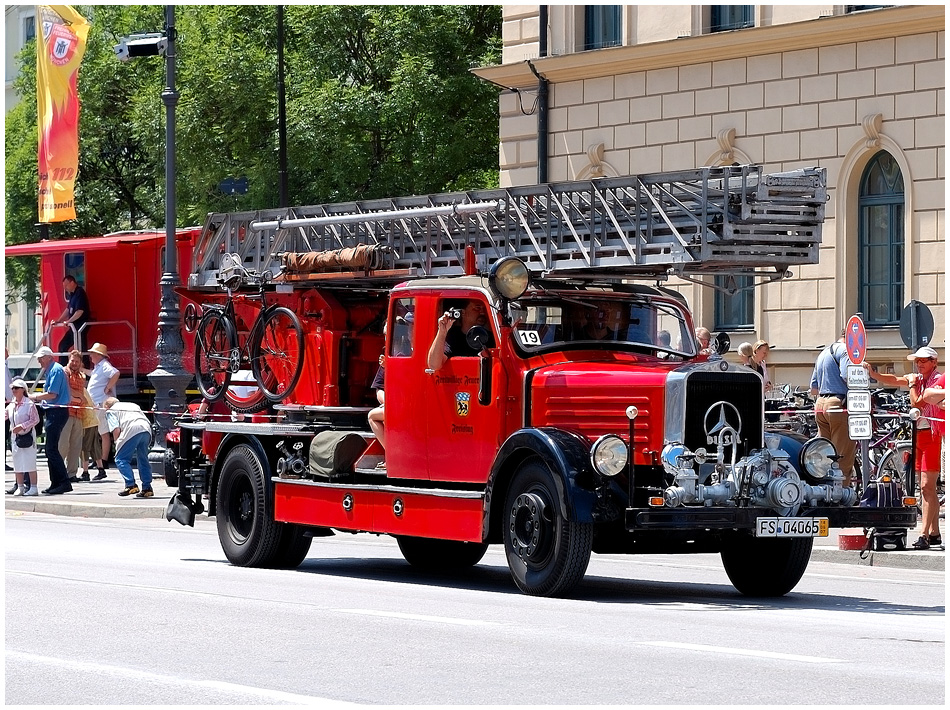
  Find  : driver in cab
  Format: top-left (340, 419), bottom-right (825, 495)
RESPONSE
top-left (426, 299), bottom-right (495, 372)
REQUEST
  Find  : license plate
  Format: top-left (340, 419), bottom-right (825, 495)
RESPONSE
top-left (755, 517), bottom-right (829, 538)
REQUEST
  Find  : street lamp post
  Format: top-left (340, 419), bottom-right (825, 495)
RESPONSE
top-left (148, 5), bottom-right (191, 479)
top-left (116, 6), bottom-right (190, 478)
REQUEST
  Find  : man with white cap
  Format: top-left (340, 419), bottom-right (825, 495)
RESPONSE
top-left (29, 346), bottom-right (73, 494)
top-left (869, 346), bottom-right (943, 550)
top-left (85, 342), bottom-right (119, 478)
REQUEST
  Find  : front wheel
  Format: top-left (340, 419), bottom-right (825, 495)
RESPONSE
top-left (720, 533), bottom-right (812, 596)
top-left (195, 311), bottom-right (235, 403)
top-left (397, 536), bottom-right (488, 571)
top-left (503, 461), bottom-right (592, 597)
top-left (216, 444), bottom-right (282, 567)
top-left (251, 306), bottom-right (304, 402)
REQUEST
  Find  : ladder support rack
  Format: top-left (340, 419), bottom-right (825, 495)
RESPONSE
top-left (186, 165), bottom-right (826, 290)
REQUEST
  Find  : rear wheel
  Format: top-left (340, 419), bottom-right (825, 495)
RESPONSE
top-left (216, 444), bottom-right (282, 567)
top-left (503, 461), bottom-right (592, 597)
top-left (251, 306), bottom-right (305, 402)
top-left (195, 312), bottom-right (235, 403)
top-left (720, 533), bottom-right (812, 596)
top-left (397, 536), bottom-right (488, 570)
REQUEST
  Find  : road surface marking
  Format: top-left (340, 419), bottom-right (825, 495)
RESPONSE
top-left (639, 641), bottom-right (845, 664)
top-left (6, 650), bottom-right (355, 705)
top-left (335, 608), bottom-right (496, 626)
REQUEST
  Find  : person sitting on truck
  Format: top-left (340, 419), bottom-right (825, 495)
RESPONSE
top-left (54, 275), bottom-right (91, 360)
top-left (426, 299), bottom-right (494, 372)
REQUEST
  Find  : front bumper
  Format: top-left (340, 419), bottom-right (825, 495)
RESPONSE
top-left (626, 506), bottom-right (917, 531)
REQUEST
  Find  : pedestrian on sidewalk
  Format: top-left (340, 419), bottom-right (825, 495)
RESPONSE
top-left (810, 330), bottom-right (856, 487)
top-left (85, 342), bottom-right (118, 478)
top-left (62, 351), bottom-right (86, 483)
top-left (29, 346), bottom-right (72, 494)
top-left (868, 346), bottom-right (943, 550)
top-left (103, 397), bottom-right (153, 498)
top-left (79, 388), bottom-right (103, 481)
top-left (5, 379), bottom-right (40, 496)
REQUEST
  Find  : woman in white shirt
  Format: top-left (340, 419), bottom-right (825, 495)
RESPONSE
top-left (5, 378), bottom-right (40, 496)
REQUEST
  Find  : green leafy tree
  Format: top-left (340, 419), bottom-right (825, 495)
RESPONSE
top-left (5, 5), bottom-right (501, 300)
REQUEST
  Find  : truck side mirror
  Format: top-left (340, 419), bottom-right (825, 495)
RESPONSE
top-left (466, 325), bottom-right (492, 352)
top-left (713, 331), bottom-right (731, 355)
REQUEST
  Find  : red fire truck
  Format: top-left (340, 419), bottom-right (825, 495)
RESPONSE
top-left (5, 227), bottom-right (203, 403)
top-left (165, 166), bottom-right (916, 597)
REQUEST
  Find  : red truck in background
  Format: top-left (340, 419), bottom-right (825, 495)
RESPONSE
top-left (6, 227), bottom-right (203, 403)
top-left (162, 166), bottom-right (917, 597)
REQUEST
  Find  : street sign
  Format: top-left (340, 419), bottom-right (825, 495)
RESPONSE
top-left (847, 389), bottom-right (871, 414)
top-left (899, 300), bottom-right (934, 349)
top-left (846, 364), bottom-right (869, 389)
top-left (845, 315), bottom-right (867, 365)
top-left (848, 414), bottom-right (873, 440)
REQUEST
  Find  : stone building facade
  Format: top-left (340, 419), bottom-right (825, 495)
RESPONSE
top-left (474, 5), bottom-right (944, 386)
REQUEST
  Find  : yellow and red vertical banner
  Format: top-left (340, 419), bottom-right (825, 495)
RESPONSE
top-left (36, 5), bottom-right (90, 223)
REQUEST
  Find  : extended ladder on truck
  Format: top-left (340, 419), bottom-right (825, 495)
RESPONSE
top-left (186, 165), bottom-right (826, 290)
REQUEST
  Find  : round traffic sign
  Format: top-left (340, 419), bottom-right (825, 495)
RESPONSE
top-left (899, 300), bottom-right (934, 350)
top-left (845, 315), bottom-right (867, 364)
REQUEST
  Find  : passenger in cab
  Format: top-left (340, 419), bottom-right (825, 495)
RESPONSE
top-left (426, 299), bottom-right (494, 372)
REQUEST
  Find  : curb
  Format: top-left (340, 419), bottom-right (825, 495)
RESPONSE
top-left (5, 496), bottom-right (168, 520)
top-left (811, 545), bottom-right (944, 572)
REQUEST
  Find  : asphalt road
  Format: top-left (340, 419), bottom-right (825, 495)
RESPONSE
top-left (5, 511), bottom-right (945, 705)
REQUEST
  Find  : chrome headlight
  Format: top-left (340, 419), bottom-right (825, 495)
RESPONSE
top-left (591, 434), bottom-right (628, 477)
top-left (799, 437), bottom-right (837, 482)
top-left (488, 256), bottom-right (530, 300)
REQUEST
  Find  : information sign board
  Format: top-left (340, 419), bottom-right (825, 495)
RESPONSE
top-left (848, 414), bottom-right (873, 440)
top-left (847, 389), bottom-right (871, 414)
top-left (847, 364), bottom-right (870, 389)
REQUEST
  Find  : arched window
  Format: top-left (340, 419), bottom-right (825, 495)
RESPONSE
top-left (858, 151), bottom-right (904, 326)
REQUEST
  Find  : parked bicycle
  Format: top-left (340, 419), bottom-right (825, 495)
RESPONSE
top-left (184, 253), bottom-right (304, 414)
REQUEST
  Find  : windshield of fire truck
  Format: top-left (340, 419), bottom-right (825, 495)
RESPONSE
top-left (511, 294), bottom-right (696, 356)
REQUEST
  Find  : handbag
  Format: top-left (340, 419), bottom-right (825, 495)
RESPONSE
top-left (12, 405), bottom-right (34, 448)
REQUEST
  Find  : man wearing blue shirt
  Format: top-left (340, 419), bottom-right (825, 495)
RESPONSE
top-left (29, 346), bottom-right (73, 494)
top-left (810, 331), bottom-right (854, 486)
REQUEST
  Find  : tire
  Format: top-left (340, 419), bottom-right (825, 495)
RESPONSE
top-left (224, 372), bottom-right (270, 415)
top-left (502, 461), bottom-right (592, 597)
top-left (878, 443), bottom-right (914, 493)
top-left (397, 536), bottom-right (489, 570)
top-left (195, 311), bottom-right (235, 403)
top-left (250, 306), bottom-right (305, 402)
top-left (720, 533), bottom-right (813, 597)
top-left (266, 524), bottom-right (313, 569)
top-left (216, 444), bottom-right (282, 567)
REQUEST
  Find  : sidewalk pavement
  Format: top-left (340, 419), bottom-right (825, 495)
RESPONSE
top-left (5, 452), bottom-right (945, 572)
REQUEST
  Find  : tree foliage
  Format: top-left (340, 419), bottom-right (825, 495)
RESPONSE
top-left (5, 4), bottom-right (502, 301)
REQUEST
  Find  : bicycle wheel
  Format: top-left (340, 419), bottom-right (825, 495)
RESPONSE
top-left (878, 442), bottom-right (915, 494)
top-left (250, 306), bottom-right (304, 402)
top-left (224, 367), bottom-right (269, 415)
top-left (194, 311), bottom-right (236, 402)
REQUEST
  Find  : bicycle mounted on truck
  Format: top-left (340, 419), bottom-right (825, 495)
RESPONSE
top-left (165, 165), bottom-right (917, 597)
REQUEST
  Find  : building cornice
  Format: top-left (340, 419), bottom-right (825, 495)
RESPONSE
top-left (473, 5), bottom-right (944, 87)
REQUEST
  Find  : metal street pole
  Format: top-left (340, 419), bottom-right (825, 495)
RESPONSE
top-left (148, 4), bottom-right (192, 479)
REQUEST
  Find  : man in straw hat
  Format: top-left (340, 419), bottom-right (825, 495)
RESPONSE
top-left (869, 346), bottom-right (944, 550)
top-left (85, 343), bottom-right (119, 478)
top-left (28, 346), bottom-right (72, 494)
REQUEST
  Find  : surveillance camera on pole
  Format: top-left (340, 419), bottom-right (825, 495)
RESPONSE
top-left (114, 33), bottom-right (167, 62)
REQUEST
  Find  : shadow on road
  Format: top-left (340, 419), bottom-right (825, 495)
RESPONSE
top-left (186, 554), bottom-right (943, 616)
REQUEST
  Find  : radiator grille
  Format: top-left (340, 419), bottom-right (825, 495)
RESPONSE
top-left (683, 372), bottom-right (763, 458)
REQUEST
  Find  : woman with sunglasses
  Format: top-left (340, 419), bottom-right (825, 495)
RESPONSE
top-left (5, 379), bottom-right (40, 496)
